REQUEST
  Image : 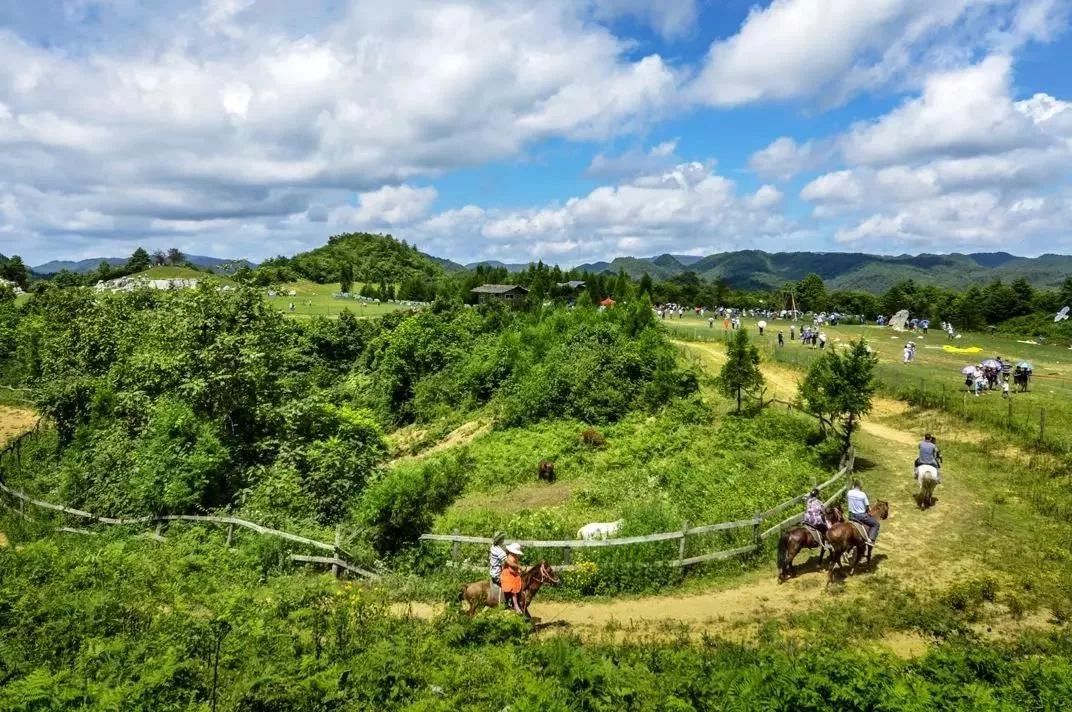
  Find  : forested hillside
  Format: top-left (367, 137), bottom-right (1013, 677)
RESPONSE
top-left (576, 250), bottom-right (1072, 293)
top-left (256, 232), bottom-right (449, 286)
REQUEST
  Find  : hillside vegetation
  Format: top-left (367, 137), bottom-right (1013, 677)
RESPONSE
top-left (0, 287), bottom-right (696, 545)
top-left (257, 232), bottom-right (449, 287)
top-left (577, 250), bottom-right (1072, 293)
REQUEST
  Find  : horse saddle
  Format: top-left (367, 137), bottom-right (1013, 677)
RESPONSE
top-left (803, 525), bottom-right (830, 551)
top-left (848, 521), bottom-right (873, 546)
top-left (487, 582), bottom-right (503, 607)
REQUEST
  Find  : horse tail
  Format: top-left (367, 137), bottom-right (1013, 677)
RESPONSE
top-left (777, 532), bottom-right (788, 571)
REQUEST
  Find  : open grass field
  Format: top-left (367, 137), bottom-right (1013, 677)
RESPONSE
top-left (664, 314), bottom-right (1072, 453)
top-left (264, 279), bottom-right (414, 319)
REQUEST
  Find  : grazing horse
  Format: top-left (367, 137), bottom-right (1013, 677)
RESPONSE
top-left (460, 561), bottom-right (560, 618)
top-left (915, 465), bottom-right (939, 510)
top-left (777, 506), bottom-right (844, 581)
top-left (537, 460), bottom-right (556, 482)
top-left (577, 519), bottom-right (623, 540)
top-left (826, 501), bottom-right (889, 583)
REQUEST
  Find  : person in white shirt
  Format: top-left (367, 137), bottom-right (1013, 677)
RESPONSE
top-left (488, 531), bottom-right (507, 606)
top-left (846, 480), bottom-right (879, 546)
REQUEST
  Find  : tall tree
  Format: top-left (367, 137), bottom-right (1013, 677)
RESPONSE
top-left (166, 248), bottom-right (185, 266)
top-left (340, 263), bottom-right (354, 294)
top-left (0, 255), bottom-right (29, 289)
top-left (717, 328), bottom-right (764, 413)
top-left (126, 247), bottom-right (151, 273)
top-left (797, 273), bottom-right (829, 312)
top-left (152, 250), bottom-right (167, 266)
top-left (798, 338), bottom-right (877, 449)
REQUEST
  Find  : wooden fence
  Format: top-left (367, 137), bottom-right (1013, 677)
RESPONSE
top-left (0, 423), bottom-right (378, 580)
top-left (421, 449), bottom-right (854, 572)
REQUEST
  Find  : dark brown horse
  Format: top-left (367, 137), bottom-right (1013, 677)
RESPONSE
top-left (826, 501), bottom-right (889, 582)
top-left (777, 506), bottom-right (844, 581)
top-left (460, 561), bottom-right (560, 618)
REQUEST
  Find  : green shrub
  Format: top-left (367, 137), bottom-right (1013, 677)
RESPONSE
top-left (357, 455), bottom-right (469, 556)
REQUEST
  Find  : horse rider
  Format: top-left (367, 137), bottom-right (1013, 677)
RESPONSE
top-left (914, 433), bottom-right (942, 484)
top-left (803, 487), bottom-right (830, 550)
top-left (500, 543), bottom-right (525, 614)
top-left (846, 479), bottom-right (880, 551)
top-left (489, 531), bottom-right (507, 606)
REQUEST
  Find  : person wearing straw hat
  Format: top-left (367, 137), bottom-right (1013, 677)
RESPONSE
top-left (500, 542), bottom-right (525, 614)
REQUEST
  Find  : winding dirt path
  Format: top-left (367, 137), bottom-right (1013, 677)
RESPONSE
top-left (416, 342), bottom-right (990, 635)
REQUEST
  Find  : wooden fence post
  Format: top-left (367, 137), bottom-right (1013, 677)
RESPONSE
top-left (678, 521), bottom-right (689, 567)
top-left (563, 546), bottom-right (572, 565)
top-left (226, 523), bottom-right (234, 548)
top-left (451, 528), bottom-right (461, 563)
top-left (752, 515), bottom-right (761, 550)
top-left (332, 526), bottom-right (342, 579)
top-left (1039, 409), bottom-right (1046, 443)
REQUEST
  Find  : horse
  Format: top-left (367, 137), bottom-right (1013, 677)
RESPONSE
top-left (537, 460), bottom-right (556, 483)
top-left (459, 561), bottom-right (560, 618)
top-left (825, 501), bottom-right (889, 583)
top-left (578, 519), bottom-right (623, 540)
top-left (777, 506), bottom-right (844, 581)
top-left (915, 465), bottom-right (939, 510)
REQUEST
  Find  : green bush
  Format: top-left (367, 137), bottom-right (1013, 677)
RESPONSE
top-left (357, 455), bottom-right (469, 556)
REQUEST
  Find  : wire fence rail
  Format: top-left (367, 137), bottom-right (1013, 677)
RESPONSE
top-left (421, 451), bottom-right (854, 572)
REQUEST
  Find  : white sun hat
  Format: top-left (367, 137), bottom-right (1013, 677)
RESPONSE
top-left (506, 543), bottom-right (523, 556)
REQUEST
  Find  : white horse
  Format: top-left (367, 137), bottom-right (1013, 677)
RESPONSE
top-left (577, 519), bottom-right (624, 540)
top-left (915, 465), bottom-right (940, 510)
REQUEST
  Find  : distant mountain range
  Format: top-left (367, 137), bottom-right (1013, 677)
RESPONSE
top-left (571, 251), bottom-right (1072, 293)
top-left (33, 255), bottom-right (255, 275)
top-left (31, 243), bottom-right (1072, 295)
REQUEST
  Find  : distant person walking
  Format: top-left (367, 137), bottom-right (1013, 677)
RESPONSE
top-left (790, 325), bottom-right (796, 341)
top-left (777, 331), bottom-right (784, 348)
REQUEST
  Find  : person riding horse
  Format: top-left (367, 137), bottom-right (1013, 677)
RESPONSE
top-left (500, 543), bottom-right (525, 614)
top-left (803, 488), bottom-right (829, 549)
top-left (488, 531), bottom-right (507, 607)
top-left (914, 433), bottom-right (942, 484)
top-left (846, 480), bottom-right (880, 555)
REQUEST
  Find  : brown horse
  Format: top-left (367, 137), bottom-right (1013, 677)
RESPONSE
top-left (776, 506), bottom-right (844, 581)
top-left (460, 561), bottom-right (560, 618)
top-left (826, 501), bottom-right (889, 582)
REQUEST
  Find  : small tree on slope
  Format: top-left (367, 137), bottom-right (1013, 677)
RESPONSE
top-left (798, 337), bottom-right (878, 448)
top-left (717, 328), bottom-right (764, 413)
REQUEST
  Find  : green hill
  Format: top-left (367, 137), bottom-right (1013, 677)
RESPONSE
top-left (576, 250), bottom-right (1072, 293)
top-left (283, 232), bottom-right (448, 284)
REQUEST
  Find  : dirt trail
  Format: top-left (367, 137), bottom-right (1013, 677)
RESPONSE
top-left (430, 342), bottom-right (989, 634)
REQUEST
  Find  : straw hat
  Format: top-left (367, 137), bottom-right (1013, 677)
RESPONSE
top-left (506, 543), bottom-right (523, 556)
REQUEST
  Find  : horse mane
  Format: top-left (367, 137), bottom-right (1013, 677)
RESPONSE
top-left (520, 561), bottom-right (545, 586)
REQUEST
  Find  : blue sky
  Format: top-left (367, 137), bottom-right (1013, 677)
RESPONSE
top-left (2, 0), bottom-right (1071, 267)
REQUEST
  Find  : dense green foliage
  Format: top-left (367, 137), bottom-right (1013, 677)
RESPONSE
top-left (2, 526), bottom-right (1071, 711)
top-left (255, 233), bottom-right (448, 294)
top-left (0, 285), bottom-right (694, 548)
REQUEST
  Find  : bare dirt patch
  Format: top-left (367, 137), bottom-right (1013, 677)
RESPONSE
top-left (389, 419), bottom-right (491, 466)
top-left (0, 406), bottom-right (38, 449)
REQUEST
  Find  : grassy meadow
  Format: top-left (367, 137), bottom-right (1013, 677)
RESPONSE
top-left (264, 280), bottom-right (413, 319)
top-left (665, 314), bottom-right (1072, 452)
